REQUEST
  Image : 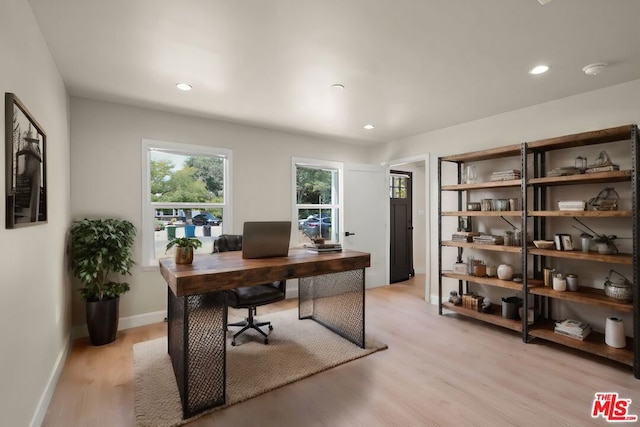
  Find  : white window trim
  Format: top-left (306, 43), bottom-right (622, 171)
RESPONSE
top-left (291, 156), bottom-right (344, 245)
top-left (141, 138), bottom-right (233, 269)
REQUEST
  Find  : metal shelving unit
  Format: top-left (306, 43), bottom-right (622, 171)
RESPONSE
top-left (438, 124), bottom-right (640, 377)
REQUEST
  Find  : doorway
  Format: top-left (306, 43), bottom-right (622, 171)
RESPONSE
top-left (389, 170), bottom-right (414, 283)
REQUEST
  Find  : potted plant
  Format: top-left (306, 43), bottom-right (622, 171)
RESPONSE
top-left (573, 218), bottom-right (619, 254)
top-left (69, 218), bottom-right (136, 346)
top-left (166, 237), bottom-right (202, 264)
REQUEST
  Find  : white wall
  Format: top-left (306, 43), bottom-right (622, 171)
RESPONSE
top-left (0, 0), bottom-right (71, 425)
top-left (70, 97), bottom-right (371, 327)
top-left (371, 78), bottom-right (640, 332)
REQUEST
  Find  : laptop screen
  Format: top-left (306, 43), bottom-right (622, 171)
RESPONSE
top-left (242, 221), bottom-right (292, 259)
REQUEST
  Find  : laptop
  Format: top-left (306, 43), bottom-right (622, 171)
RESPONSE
top-left (242, 221), bottom-right (292, 259)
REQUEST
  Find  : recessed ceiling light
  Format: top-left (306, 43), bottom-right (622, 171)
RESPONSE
top-left (529, 65), bottom-right (550, 75)
top-left (364, 124), bottom-right (375, 130)
top-left (176, 82), bottom-right (192, 91)
top-left (582, 63), bottom-right (607, 76)
top-left (331, 83), bottom-right (345, 90)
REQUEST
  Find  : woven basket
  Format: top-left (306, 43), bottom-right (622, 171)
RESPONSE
top-left (604, 270), bottom-right (632, 302)
top-left (588, 187), bottom-right (619, 211)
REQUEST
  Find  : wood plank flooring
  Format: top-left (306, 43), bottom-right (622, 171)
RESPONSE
top-left (42, 276), bottom-right (640, 426)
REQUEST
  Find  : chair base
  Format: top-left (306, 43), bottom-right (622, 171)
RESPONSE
top-left (228, 307), bottom-right (273, 345)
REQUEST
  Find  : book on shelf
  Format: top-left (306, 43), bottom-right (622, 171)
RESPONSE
top-left (451, 231), bottom-right (480, 242)
top-left (489, 170), bottom-right (521, 181)
top-left (471, 234), bottom-right (504, 245)
top-left (554, 319), bottom-right (592, 340)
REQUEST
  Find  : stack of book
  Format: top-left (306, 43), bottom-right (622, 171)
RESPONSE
top-left (489, 170), bottom-right (521, 181)
top-left (472, 234), bottom-right (505, 245)
top-left (451, 231), bottom-right (480, 242)
top-left (554, 319), bottom-right (592, 341)
top-left (305, 243), bottom-right (342, 253)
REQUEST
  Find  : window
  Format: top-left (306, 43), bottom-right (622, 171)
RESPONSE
top-left (390, 173), bottom-right (409, 199)
top-left (141, 139), bottom-right (232, 267)
top-left (293, 158), bottom-right (342, 245)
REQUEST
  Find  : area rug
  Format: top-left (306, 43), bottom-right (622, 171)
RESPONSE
top-left (133, 308), bottom-right (387, 427)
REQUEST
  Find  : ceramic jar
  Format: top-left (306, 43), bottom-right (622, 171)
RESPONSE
top-left (566, 274), bottom-right (579, 291)
top-left (486, 264), bottom-right (497, 277)
top-left (497, 264), bottom-right (514, 280)
top-left (553, 274), bottom-right (567, 292)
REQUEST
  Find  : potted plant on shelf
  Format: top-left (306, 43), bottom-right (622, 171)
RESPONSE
top-left (166, 237), bottom-right (202, 264)
top-left (573, 218), bottom-right (619, 254)
top-left (69, 218), bottom-right (136, 346)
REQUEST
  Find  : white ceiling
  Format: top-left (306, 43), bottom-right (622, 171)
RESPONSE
top-left (28, 0), bottom-right (640, 145)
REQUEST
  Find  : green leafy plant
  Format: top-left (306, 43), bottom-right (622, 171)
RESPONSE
top-left (166, 237), bottom-right (202, 252)
top-left (70, 218), bottom-right (137, 302)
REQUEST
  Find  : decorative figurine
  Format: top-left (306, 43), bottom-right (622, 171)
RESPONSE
top-left (449, 291), bottom-right (462, 306)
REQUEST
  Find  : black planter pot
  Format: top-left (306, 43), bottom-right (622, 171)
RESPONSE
top-left (86, 296), bottom-right (120, 346)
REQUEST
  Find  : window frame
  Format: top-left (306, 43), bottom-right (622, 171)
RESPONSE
top-left (141, 138), bottom-right (232, 268)
top-left (291, 157), bottom-right (343, 245)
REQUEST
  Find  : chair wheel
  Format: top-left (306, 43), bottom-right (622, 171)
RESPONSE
top-left (264, 338), bottom-right (269, 344)
top-left (231, 340), bottom-right (236, 346)
top-left (269, 325), bottom-right (273, 330)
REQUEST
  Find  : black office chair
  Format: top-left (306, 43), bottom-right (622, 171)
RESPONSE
top-left (213, 234), bottom-right (286, 345)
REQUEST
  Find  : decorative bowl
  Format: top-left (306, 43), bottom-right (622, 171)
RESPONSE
top-left (604, 281), bottom-right (632, 303)
top-left (533, 240), bottom-right (555, 249)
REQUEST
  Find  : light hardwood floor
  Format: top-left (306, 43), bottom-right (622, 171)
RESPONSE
top-left (43, 275), bottom-right (640, 426)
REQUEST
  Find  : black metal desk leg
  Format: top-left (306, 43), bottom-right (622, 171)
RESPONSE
top-left (298, 269), bottom-right (365, 348)
top-left (167, 289), bottom-right (227, 419)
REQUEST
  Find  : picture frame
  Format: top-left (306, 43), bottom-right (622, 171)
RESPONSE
top-left (561, 234), bottom-right (573, 251)
top-left (5, 93), bottom-right (47, 228)
top-left (458, 216), bottom-right (472, 232)
top-left (554, 234), bottom-right (563, 250)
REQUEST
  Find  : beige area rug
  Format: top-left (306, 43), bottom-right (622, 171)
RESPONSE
top-left (134, 308), bottom-right (387, 427)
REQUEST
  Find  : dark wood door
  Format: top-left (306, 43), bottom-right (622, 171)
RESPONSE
top-left (390, 171), bottom-right (414, 283)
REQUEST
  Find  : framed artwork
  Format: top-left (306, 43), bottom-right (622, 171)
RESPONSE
top-left (458, 216), bottom-right (472, 232)
top-left (561, 234), bottom-right (573, 251)
top-left (5, 93), bottom-right (47, 228)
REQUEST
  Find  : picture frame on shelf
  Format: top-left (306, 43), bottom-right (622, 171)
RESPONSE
top-left (561, 234), bottom-right (573, 251)
top-left (4, 92), bottom-right (47, 229)
top-left (458, 216), bottom-right (472, 232)
top-left (554, 234), bottom-right (563, 250)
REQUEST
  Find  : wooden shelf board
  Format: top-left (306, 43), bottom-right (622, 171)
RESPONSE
top-left (527, 248), bottom-right (632, 265)
top-left (528, 170), bottom-right (631, 186)
top-left (529, 320), bottom-right (633, 366)
top-left (442, 241), bottom-right (523, 253)
top-left (528, 210), bottom-right (632, 217)
top-left (440, 144), bottom-right (522, 162)
top-left (442, 271), bottom-right (526, 291)
top-left (530, 286), bottom-right (633, 312)
top-left (442, 210), bottom-right (523, 217)
top-left (442, 302), bottom-right (522, 332)
top-left (441, 179), bottom-right (522, 191)
top-left (526, 125), bottom-right (633, 151)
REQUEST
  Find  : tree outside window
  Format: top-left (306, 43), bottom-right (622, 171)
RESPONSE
top-left (295, 164), bottom-right (340, 244)
top-left (142, 140), bottom-right (231, 266)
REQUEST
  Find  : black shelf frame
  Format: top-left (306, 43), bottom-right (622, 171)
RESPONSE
top-left (438, 125), bottom-right (640, 378)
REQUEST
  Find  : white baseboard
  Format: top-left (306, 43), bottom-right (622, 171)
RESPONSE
top-left (414, 267), bottom-right (426, 274)
top-left (430, 295), bottom-right (440, 306)
top-left (29, 333), bottom-right (71, 427)
top-left (72, 310), bottom-right (167, 340)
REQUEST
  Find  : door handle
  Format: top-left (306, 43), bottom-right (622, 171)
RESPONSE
top-left (344, 232), bottom-right (356, 236)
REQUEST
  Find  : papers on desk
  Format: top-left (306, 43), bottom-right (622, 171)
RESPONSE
top-left (304, 243), bottom-right (342, 253)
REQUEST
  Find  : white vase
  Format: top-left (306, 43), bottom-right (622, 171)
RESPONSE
top-left (605, 317), bottom-right (626, 348)
top-left (497, 264), bottom-right (513, 280)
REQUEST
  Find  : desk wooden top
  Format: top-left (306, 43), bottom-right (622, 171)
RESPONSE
top-left (159, 248), bottom-right (371, 297)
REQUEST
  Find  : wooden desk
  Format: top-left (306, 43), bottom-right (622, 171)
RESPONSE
top-left (159, 248), bottom-right (370, 419)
